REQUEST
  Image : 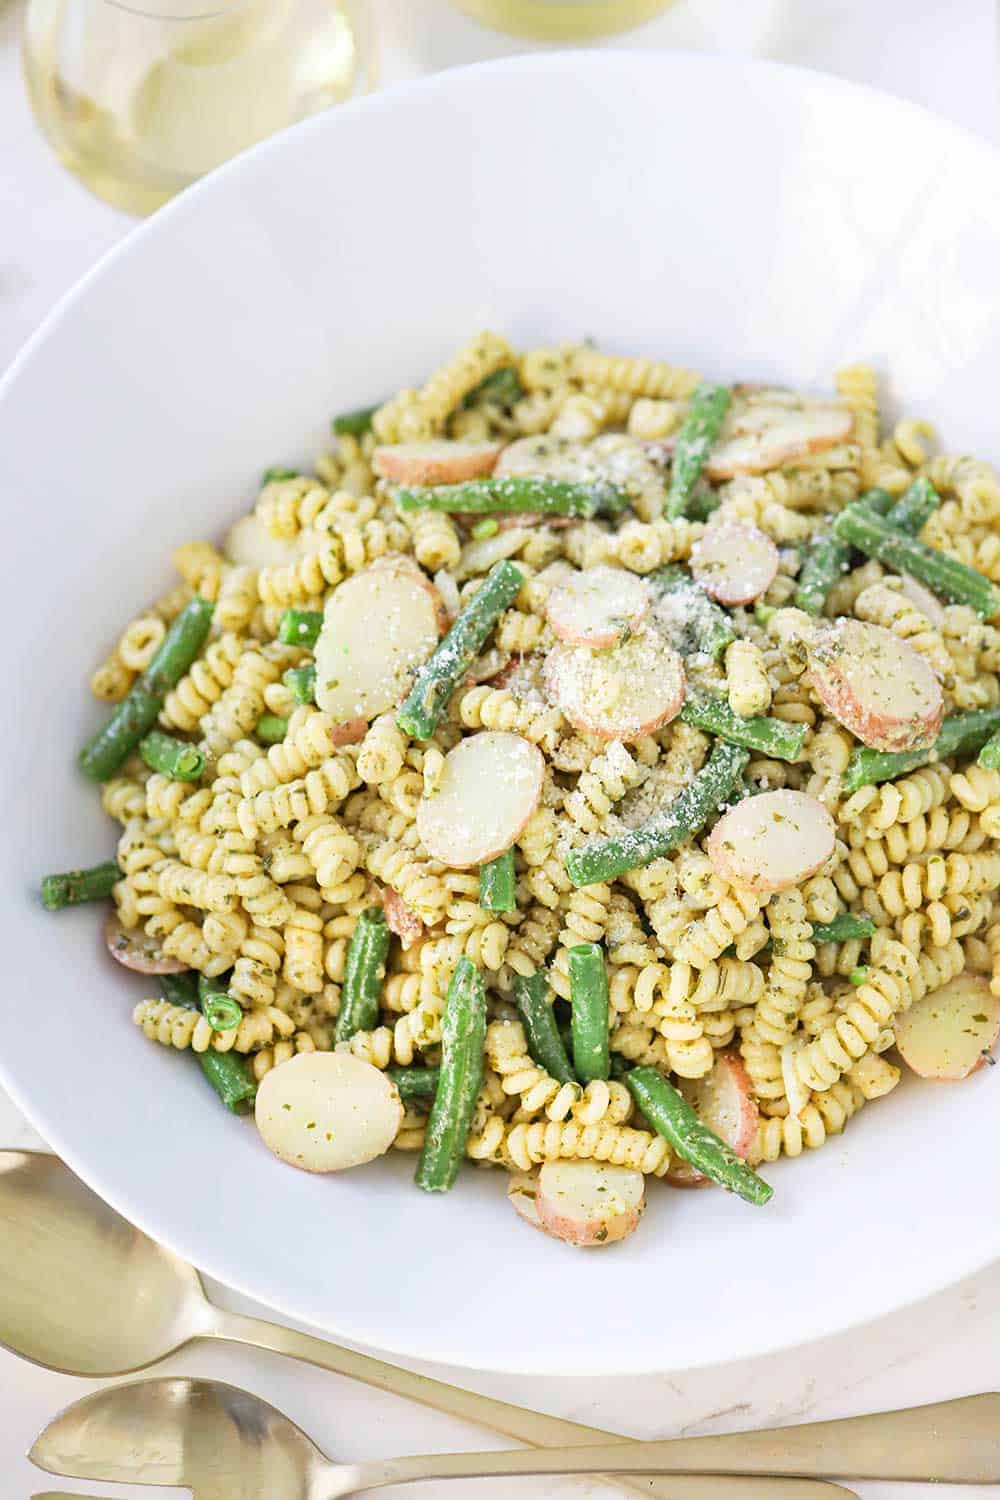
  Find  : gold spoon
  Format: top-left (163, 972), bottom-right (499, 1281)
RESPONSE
top-left (32, 1378), bottom-right (1000, 1494)
top-left (27, 1377), bottom-right (875, 1497)
top-left (0, 1149), bottom-right (851, 1500)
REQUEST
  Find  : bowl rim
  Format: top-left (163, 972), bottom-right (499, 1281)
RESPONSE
top-left (4, 47), bottom-right (1000, 1375)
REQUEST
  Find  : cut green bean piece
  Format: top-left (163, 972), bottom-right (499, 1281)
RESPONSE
top-left (332, 403), bottom-right (379, 437)
top-left (397, 559), bottom-right (523, 739)
top-left (197, 974), bottom-right (243, 1032)
top-left (680, 691), bottom-right (806, 762)
top-left (794, 527), bottom-right (851, 616)
top-left (261, 467), bottom-right (300, 484)
top-left (159, 971), bottom-right (200, 1009)
top-left (256, 714), bottom-right (288, 745)
top-left (843, 707), bottom-right (1000, 792)
top-left (568, 943), bottom-right (610, 1085)
top-left (278, 608), bottom-right (323, 648)
top-left (567, 741), bottom-right (748, 886)
top-left (386, 1066), bottom-right (441, 1104)
top-left (665, 383), bottom-right (731, 519)
top-left (396, 475), bottom-right (627, 519)
top-left (811, 914), bottom-right (876, 945)
top-left (513, 972), bottom-right (576, 1087)
top-left (335, 906), bottom-right (389, 1045)
top-left (886, 475), bottom-right (940, 535)
top-left (139, 730), bottom-right (206, 782)
top-left (651, 566), bottom-right (734, 661)
top-left (41, 860), bottom-right (120, 911)
top-left (833, 503), bottom-right (1000, 616)
top-left (471, 517), bottom-right (499, 540)
top-left (625, 1065), bottom-right (773, 1205)
top-left (198, 1051), bottom-right (257, 1113)
top-left (463, 365), bottom-right (524, 409)
top-left (283, 664), bottom-right (317, 706)
top-left (79, 598), bottom-right (214, 781)
top-left (979, 728), bottom-right (1000, 770)
top-left (479, 849), bottom-right (516, 913)
top-left (415, 957), bottom-right (487, 1193)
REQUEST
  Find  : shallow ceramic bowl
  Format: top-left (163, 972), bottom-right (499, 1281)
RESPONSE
top-left (2, 51), bottom-right (999, 1375)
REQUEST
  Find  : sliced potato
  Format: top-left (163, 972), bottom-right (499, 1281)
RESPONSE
top-left (671, 1050), bottom-right (758, 1187)
top-left (416, 731), bottom-right (544, 868)
top-left (507, 1173), bottom-right (543, 1231)
top-left (380, 887), bottom-right (425, 949)
top-left (809, 618), bottom-right (944, 752)
top-left (689, 522), bottom-right (779, 606)
top-left (898, 572), bottom-right (947, 628)
top-left (495, 434), bottom-right (595, 482)
top-left (895, 973), bottom-right (1000, 1081)
top-left (314, 563), bottom-right (443, 724)
top-left (372, 440), bottom-right (502, 486)
top-left (706, 397), bottom-right (854, 479)
top-left (708, 789), bottom-right (835, 894)
top-left (544, 626), bottom-right (685, 741)
top-left (105, 913), bottom-right (187, 975)
top-left (546, 565), bottom-right (650, 647)
top-left (535, 1161), bottom-right (645, 1247)
top-left (255, 1052), bottom-right (403, 1173)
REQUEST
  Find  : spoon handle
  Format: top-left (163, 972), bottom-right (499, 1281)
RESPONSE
top-left (333, 1393), bottom-right (1000, 1493)
top-left (212, 1310), bottom-right (844, 1500)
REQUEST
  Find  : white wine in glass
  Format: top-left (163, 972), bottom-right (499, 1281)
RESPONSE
top-left (449, 0), bottom-right (676, 40)
top-left (23, 0), bottom-right (371, 216)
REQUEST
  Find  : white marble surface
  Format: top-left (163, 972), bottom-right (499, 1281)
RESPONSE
top-left (5, 1), bottom-right (1000, 1495)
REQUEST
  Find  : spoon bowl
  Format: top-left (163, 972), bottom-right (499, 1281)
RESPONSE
top-left (0, 1151), bottom-right (210, 1374)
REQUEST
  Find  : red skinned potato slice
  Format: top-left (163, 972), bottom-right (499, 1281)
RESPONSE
top-left (544, 627), bottom-right (685, 742)
top-left (417, 731), bottom-right (544, 868)
top-left (314, 563), bottom-right (444, 723)
top-left (689, 522), bottom-right (779, 605)
top-left (706, 399), bottom-right (853, 479)
top-left (895, 973), bottom-right (1000, 1081)
top-left (809, 618), bottom-right (944, 752)
top-left (708, 789), bottom-right (835, 894)
top-left (379, 887), bottom-right (425, 949)
top-left (373, 440), bottom-right (502, 486)
top-left (898, 573), bottom-right (947, 628)
top-left (328, 718), bottom-right (367, 747)
top-left (547, 566), bottom-right (651, 647)
top-left (507, 1173), bottom-right (543, 1231)
top-left (255, 1052), bottom-right (403, 1173)
top-left (670, 1050), bottom-right (758, 1187)
top-left (105, 913), bottom-right (186, 974)
top-left (535, 1161), bottom-right (645, 1246)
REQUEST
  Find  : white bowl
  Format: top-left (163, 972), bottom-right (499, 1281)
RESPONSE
top-left (2, 51), bottom-right (1000, 1377)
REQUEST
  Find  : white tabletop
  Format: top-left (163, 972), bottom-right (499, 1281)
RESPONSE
top-left (4, 2), bottom-right (1000, 1496)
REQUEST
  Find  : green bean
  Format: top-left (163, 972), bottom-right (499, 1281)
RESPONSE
top-left (794, 527), bottom-right (851, 616)
top-left (41, 860), bottom-right (120, 911)
top-left (159, 971), bottom-right (200, 1009)
top-left (335, 906), bottom-right (389, 1045)
top-left (624, 1065), bottom-right (773, 1205)
top-left (278, 608), bottom-right (323, 648)
top-left (79, 598), bottom-right (214, 781)
top-left (513, 972), bottom-right (576, 1087)
top-left (386, 1066), bottom-right (441, 1104)
top-left (566, 741), bottom-right (748, 887)
top-left (415, 957), bottom-right (487, 1192)
top-left (886, 475), bottom-right (940, 535)
top-left (283, 664), bottom-right (317, 705)
top-left (811, 914), bottom-right (876, 945)
top-left (396, 475), bottom-right (627, 519)
top-left (479, 849), bottom-right (516, 913)
top-left (665, 383), bottom-right (731, 519)
top-left (863, 488), bottom-right (897, 516)
top-left (261, 467), bottom-right (299, 484)
top-left (568, 944), bottom-right (610, 1085)
top-left (471, 517), bottom-right (499, 539)
top-left (197, 974), bottom-right (243, 1032)
top-left (833, 503), bottom-right (1000, 616)
top-left (843, 707), bottom-right (1000, 792)
top-left (651, 566), bottom-right (734, 661)
top-left (680, 691), bottom-right (806, 762)
top-left (462, 365), bottom-right (524, 409)
top-left (256, 714), bottom-right (288, 745)
top-left (198, 1051), bottom-right (257, 1113)
top-left (332, 403), bottom-right (378, 437)
top-left (139, 730), bottom-right (206, 782)
top-left (979, 728), bottom-right (1000, 770)
top-left (685, 487), bottom-right (723, 524)
top-left (397, 559), bottom-right (523, 739)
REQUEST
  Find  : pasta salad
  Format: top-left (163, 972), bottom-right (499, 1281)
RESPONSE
top-left (44, 333), bottom-right (1000, 1248)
